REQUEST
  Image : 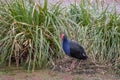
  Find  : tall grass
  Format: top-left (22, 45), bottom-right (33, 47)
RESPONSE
top-left (0, 0), bottom-right (64, 71)
top-left (0, 0), bottom-right (120, 73)
top-left (66, 0), bottom-right (120, 73)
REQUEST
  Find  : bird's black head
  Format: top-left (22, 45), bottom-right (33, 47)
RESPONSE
top-left (61, 33), bottom-right (67, 40)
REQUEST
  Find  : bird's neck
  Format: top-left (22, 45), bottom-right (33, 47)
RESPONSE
top-left (62, 38), bottom-right (70, 56)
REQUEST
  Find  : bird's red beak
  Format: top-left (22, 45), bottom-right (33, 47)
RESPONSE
top-left (61, 34), bottom-right (64, 39)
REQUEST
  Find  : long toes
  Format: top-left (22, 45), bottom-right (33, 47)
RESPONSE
top-left (65, 68), bottom-right (71, 72)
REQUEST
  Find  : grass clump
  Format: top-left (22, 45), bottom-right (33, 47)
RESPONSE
top-left (66, 0), bottom-right (120, 73)
top-left (0, 0), bottom-right (64, 71)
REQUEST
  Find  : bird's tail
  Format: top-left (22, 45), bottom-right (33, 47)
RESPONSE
top-left (82, 52), bottom-right (88, 60)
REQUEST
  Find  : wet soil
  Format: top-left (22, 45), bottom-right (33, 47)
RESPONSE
top-left (1, 57), bottom-right (120, 80)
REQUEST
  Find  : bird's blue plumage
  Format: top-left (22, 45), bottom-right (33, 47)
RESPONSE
top-left (62, 36), bottom-right (70, 56)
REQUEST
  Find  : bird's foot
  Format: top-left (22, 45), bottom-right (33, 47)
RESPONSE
top-left (65, 68), bottom-right (71, 72)
top-left (65, 64), bottom-right (75, 72)
top-left (65, 59), bottom-right (77, 72)
top-left (65, 67), bottom-right (74, 72)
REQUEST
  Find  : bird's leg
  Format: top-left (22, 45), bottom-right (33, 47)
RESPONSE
top-left (66, 59), bottom-right (77, 71)
top-left (77, 60), bottom-right (81, 69)
top-left (70, 59), bottom-right (77, 70)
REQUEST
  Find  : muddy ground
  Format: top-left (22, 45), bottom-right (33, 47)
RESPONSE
top-left (0, 70), bottom-right (119, 80)
top-left (0, 57), bottom-right (120, 80)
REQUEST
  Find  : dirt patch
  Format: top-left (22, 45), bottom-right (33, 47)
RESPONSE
top-left (53, 57), bottom-right (108, 74)
top-left (52, 57), bottom-right (120, 80)
top-left (0, 57), bottom-right (120, 80)
top-left (0, 69), bottom-right (120, 80)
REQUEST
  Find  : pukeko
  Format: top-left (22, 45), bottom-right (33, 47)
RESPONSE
top-left (61, 33), bottom-right (88, 71)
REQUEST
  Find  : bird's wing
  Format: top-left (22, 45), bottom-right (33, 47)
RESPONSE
top-left (69, 40), bottom-right (82, 55)
top-left (69, 40), bottom-right (87, 59)
top-left (70, 41), bottom-right (81, 52)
